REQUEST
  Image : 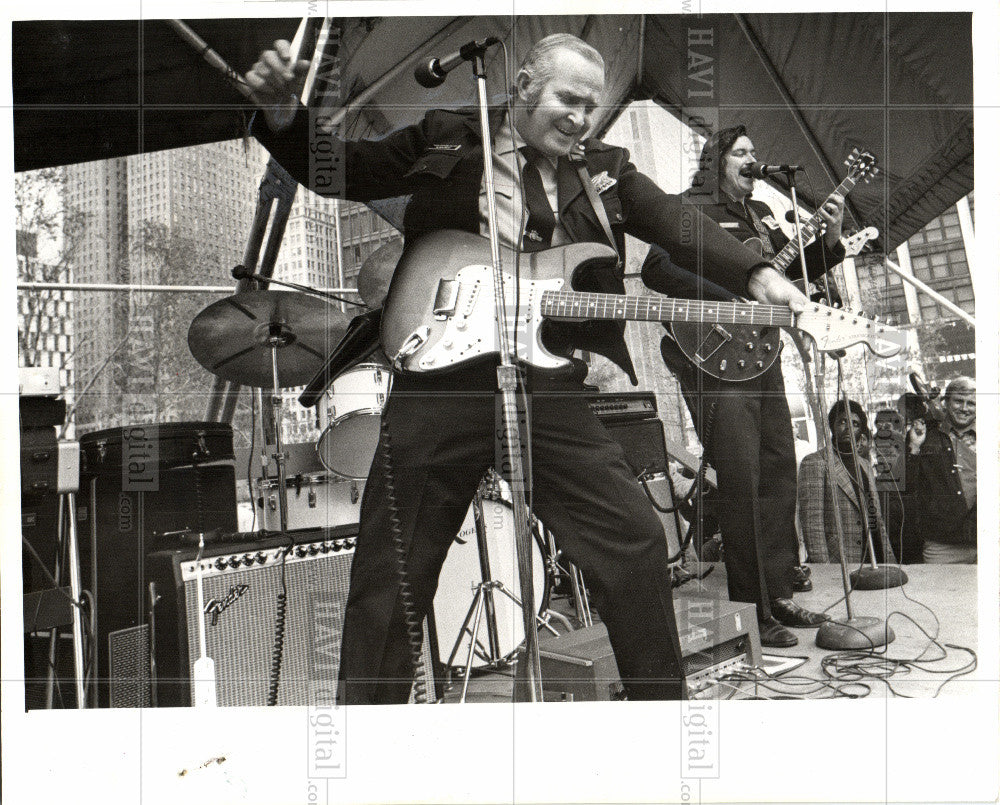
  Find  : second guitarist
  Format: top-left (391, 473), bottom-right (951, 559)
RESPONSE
top-left (642, 124), bottom-right (844, 647)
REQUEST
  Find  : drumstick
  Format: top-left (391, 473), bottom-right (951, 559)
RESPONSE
top-left (169, 18), bottom-right (313, 124)
top-left (168, 19), bottom-right (257, 102)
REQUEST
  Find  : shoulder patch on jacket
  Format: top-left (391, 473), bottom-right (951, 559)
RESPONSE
top-left (590, 171), bottom-right (617, 194)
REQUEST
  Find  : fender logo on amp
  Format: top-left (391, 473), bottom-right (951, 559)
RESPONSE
top-left (205, 584), bottom-right (249, 626)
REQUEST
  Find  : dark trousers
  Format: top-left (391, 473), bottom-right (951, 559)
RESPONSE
top-left (662, 337), bottom-right (798, 620)
top-left (337, 365), bottom-right (686, 704)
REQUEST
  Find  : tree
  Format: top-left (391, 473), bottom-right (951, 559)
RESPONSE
top-left (15, 168), bottom-right (86, 369)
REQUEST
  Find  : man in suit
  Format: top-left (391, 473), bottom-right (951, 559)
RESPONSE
top-left (247, 36), bottom-right (808, 703)
top-left (798, 399), bottom-right (897, 565)
top-left (906, 377), bottom-right (976, 564)
top-left (641, 125), bottom-right (840, 647)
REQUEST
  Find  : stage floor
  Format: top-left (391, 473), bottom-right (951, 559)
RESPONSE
top-left (439, 563), bottom-right (980, 702)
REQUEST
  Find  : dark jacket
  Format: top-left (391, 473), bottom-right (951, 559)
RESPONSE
top-left (255, 108), bottom-right (769, 381)
top-left (906, 424), bottom-right (976, 545)
top-left (642, 191), bottom-right (845, 301)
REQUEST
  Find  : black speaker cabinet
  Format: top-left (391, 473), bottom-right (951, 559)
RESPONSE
top-left (79, 421), bottom-right (239, 706)
top-left (144, 527), bottom-right (438, 707)
top-left (600, 418), bottom-right (671, 477)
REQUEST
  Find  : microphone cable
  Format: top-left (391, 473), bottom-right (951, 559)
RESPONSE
top-left (380, 414), bottom-right (428, 704)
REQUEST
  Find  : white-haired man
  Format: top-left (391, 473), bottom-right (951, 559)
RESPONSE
top-left (247, 33), bottom-right (807, 703)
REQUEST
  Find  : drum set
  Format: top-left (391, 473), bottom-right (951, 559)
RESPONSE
top-left (186, 260), bottom-right (589, 694)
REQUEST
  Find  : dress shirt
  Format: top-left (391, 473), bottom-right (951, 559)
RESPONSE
top-left (479, 115), bottom-right (570, 249)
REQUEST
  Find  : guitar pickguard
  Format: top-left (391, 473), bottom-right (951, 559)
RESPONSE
top-left (414, 265), bottom-right (568, 372)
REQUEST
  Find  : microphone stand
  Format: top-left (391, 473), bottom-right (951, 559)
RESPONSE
top-left (781, 169), bottom-right (897, 649)
top-left (467, 48), bottom-right (543, 701)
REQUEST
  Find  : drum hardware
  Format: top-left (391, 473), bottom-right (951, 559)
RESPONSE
top-left (189, 290), bottom-right (351, 537)
top-left (540, 527), bottom-right (593, 628)
top-left (437, 476), bottom-right (555, 703)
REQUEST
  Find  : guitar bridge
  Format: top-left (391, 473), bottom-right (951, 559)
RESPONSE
top-left (693, 325), bottom-right (733, 364)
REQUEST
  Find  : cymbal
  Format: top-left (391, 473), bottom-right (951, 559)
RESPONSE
top-left (188, 291), bottom-right (351, 388)
top-left (356, 238), bottom-right (403, 308)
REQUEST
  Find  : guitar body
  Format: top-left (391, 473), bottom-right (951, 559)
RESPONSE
top-left (668, 321), bottom-right (782, 382)
top-left (380, 229), bottom-right (618, 375)
top-left (667, 236), bottom-right (781, 383)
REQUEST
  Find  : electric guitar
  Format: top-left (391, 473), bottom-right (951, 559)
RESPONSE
top-left (380, 229), bottom-right (902, 377)
top-left (670, 148), bottom-right (879, 381)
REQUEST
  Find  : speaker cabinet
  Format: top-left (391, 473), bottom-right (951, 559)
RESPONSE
top-left (144, 527), bottom-right (437, 707)
top-left (81, 462), bottom-right (238, 706)
top-left (600, 418), bottom-right (671, 477)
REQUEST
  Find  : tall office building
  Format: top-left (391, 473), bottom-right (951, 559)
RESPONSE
top-left (65, 141), bottom-right (265, 432)
top-left (849, 193), bottom-right (976, 385)
top-left (63, 158), bottom-right (128, 432)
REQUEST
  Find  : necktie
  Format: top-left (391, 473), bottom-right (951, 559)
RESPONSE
top-left (519, 146), bottom-right (555, 251)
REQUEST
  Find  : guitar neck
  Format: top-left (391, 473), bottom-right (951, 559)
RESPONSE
top-left (540, 291), bottom-right (795, 328)
top-left (770, 175), bottom-right (858, 272)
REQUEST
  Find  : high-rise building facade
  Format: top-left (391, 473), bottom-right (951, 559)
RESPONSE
top-left (64, 141), bottom-right (265, 432)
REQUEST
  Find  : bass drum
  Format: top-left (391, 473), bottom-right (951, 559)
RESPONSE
top-left (433, 493), bottom-right (548, 669)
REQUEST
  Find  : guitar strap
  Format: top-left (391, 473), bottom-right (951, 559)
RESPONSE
top-left (742, 200), bottom-right (776, 260)
top-left (573, 160), bottom-right (622, 269)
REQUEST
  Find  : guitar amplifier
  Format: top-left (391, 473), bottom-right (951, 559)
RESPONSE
top-left (144, 527), bottom-right (438, 707)
top-left (587, 391), bottom-right (657, 423)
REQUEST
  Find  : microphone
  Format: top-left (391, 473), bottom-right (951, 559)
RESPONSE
top-left (414, 37), bottom-right (501, 88)
top-left (231, 264), bottom-right (252, 281)
top-left (739, 162), bottom-right (802, 179)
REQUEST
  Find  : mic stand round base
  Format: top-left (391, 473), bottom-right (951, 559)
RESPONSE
top-left (849, 565), bottom-right (908, 590)
top-left (816, 616), bottom-right (895, 651)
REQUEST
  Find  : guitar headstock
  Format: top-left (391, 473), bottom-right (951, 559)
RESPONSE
top-left (842, 226), bottom-right (879, 257)
top-left (845, 148), bottom-right (879, 184)
top-left (794, 302), bottom-right (904, 358)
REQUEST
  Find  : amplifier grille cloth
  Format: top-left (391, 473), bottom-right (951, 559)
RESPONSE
top-left (108, 624), bottom-right (152, 708)
top-left (181, 549), bottom-right (433, 706)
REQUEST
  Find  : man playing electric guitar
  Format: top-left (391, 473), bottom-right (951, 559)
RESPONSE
top-left (642, 125), bottom-right (844, 647)
top-left (248, 39), bottom-right (808, 702)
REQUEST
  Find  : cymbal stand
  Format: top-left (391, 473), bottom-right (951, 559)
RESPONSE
top-left (261, 326), bottom-right (292, 535)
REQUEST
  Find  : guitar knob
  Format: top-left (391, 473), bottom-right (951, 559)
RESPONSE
top-left (745, 342), bottom-right (755, 351)
top-left (751, 330), bottom-right (759, 337)
top-left (755, 360), bottom-right (764, 369)
top-left (456, 320), bottom-right (467, 331)
top-left (737, 360), bottom-right (746, 369)
top-left (718, 360), bottom-right (727, 372)
top-left (764, 344), bottom-right (773, 352)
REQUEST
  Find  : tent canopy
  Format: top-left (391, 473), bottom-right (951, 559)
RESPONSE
top-left (13, 13), bottom-right (972, 250)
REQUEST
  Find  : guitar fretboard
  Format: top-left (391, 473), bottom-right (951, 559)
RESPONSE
top-left (540, 291), bottom-right (796, 327)
top-left (770, 174), bottom-right (859, 272)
